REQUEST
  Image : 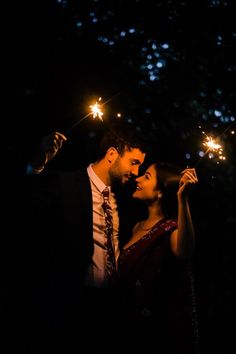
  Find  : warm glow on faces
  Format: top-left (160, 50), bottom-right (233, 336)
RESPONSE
top-left (133, 164), bottom-right (159, 200)
top-left (109, 148), bottom-right (146, 184)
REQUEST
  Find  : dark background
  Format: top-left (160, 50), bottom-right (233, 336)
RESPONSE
top-left (1, 1), bottom-right (235, 353)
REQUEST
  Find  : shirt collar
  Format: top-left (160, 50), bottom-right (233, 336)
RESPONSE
top-left (87, 163), bottom-right (111, 193)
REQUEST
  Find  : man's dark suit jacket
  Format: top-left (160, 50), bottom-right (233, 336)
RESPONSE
top-left (3, 165), bottom-right (140, 351)
top-left (6, 167), bottom-right (99, 339)
top-left (24, 169), bottom-right (94, 293)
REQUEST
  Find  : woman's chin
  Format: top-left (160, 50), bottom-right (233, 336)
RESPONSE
top-left (132, 192), bottom-right (140, 199)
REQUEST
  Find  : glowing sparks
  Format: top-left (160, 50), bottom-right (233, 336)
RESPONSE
top-left (194, 121), bottom-right (235, 168)
top-left (65, 96), bottom-right (104, 134)
top-left (89, 97), bottom-right (104, 121)
top-left (203, 136), bottom-right (222, 152)
top-left (202, 132), bottom-right (226, 161)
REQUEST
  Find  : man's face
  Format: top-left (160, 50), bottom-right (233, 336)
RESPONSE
top-left (109, 148), bottom-right (146, 185)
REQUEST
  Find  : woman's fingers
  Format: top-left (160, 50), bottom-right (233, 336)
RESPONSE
top-left (179, 169), bottom-right (198, 190)
top-left (181, 168), bottom-right (198, 182)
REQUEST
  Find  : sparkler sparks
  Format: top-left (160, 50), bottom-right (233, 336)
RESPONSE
top-left (64, 92), bottom-right (121, 135)
top-left (89, 97), bottom-right (104, 121)
top-left (195, 131), bottom-right (226, 167)
top-left (65, 97), bottom-right (104, 134)
top-left (202, 133), bottom-right (225, 160)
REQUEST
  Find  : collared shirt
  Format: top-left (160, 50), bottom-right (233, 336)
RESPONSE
top-left (85, 163), bottom-right (120, 288)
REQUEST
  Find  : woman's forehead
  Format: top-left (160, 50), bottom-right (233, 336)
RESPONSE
top-left (146, 164), bottom-right (157, 175)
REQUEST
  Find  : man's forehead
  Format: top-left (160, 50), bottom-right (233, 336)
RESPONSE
top-left (124, 148), bottom-right (146, 161)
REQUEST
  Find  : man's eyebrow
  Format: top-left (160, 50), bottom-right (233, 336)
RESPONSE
top-left (131, 159), bottom-right (142, 164)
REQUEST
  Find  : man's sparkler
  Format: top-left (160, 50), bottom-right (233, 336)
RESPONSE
top-left (64, 92), bottom-right (120, 135)
top-left (65, 97), bottom-right (104, 135)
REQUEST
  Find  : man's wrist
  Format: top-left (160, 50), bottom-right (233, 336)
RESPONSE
top-left (26, 163), bottom-right (44, 175)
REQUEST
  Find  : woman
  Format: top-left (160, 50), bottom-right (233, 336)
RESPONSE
top-left (117, 162), bottom-right (199, 354)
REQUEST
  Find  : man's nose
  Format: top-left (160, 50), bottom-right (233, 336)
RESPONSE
top-left (131, 165), bottom-right (139, 176)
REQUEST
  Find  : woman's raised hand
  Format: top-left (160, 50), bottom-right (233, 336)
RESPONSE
top-left (178, 168), bottom-right (198, 198)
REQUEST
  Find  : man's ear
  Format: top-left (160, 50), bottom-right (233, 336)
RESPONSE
top-left (106, 147), bottom-right (119, 163)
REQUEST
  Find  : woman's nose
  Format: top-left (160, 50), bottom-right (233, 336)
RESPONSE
top-left (135, 175), bottom-right (142, 182)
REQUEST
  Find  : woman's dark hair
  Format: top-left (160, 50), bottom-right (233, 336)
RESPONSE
top-left (153, 162), bottom-right (182, 219)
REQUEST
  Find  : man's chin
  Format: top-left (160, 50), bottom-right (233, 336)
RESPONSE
top-left (123, 175), bottom-right (133, 184)
top-left (111, 175), bottom-right (132, 188)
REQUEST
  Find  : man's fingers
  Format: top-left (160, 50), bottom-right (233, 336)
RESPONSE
top-left (55, 132), bottom-right (67, 141)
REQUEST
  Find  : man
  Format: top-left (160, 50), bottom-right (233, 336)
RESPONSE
top-left (22, 121), bottom-right (148, 352)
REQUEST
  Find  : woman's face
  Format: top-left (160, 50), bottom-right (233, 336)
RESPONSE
top-left (132, 164), bottom-right (160, 201)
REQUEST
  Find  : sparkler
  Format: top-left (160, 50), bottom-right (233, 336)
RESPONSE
top-left (89, 97), bottom-right (104, 120)
top-left (194, 131), bottom-right (226, 167)
top-left (65, 97), bottom-right (104, 135)
top-left (64, 92), bottom-right (120, 135)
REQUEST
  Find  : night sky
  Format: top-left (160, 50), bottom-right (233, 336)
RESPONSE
top-left (1, 1), bottom-right (236, 353)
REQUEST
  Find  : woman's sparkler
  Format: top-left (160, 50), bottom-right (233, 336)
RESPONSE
top-left (194, 124), bottom-right (233, 168)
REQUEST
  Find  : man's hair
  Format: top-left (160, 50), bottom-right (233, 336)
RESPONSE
top-left (96, 120), bottom-right (149, 160)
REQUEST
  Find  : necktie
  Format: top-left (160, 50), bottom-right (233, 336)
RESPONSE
top-left (102, 187), bottom-right (117, 284)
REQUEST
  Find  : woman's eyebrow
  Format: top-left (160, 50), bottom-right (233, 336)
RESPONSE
top-left (145, 171), bottom-right (151, 177)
